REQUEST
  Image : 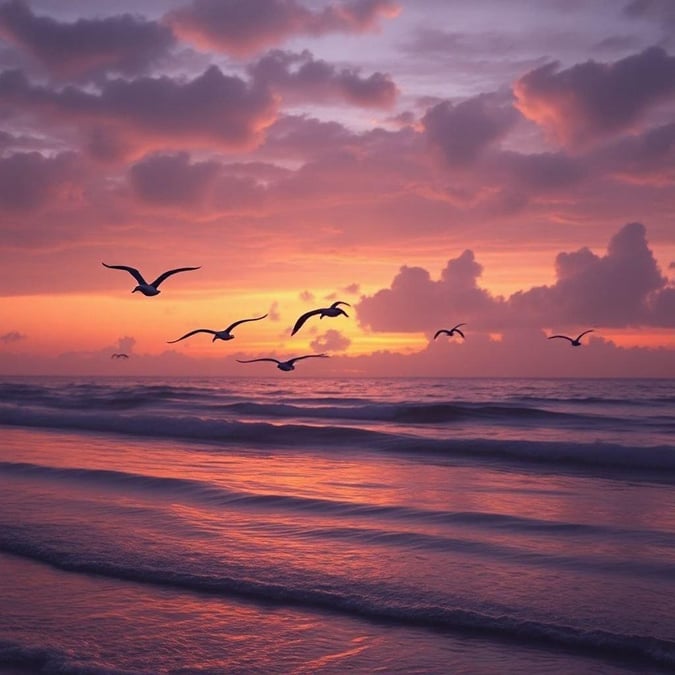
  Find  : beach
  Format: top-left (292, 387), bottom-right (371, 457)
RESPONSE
top-left (1, 376), bottom-right (674, 673)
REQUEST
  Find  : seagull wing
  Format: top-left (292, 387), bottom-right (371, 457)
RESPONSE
top-left (291, 308), bottom-right (321, 336)
top-left (150, 266), bottom-right (201, 288)
top-left (434, 330), bottom-right (449, 339)
top-left (330, 301), bottom-right (351, 309)
top-left (236, 358), bottom-right (281, 365)
top-left (225, 314), bottom-right (268, 333)
top-left (454, 328), bottom-right (465, 338)
top-left (167, 329), bottom-right (215, 344)
top-left (576, 329), bottom-right (594, 340)
top-left (102, 263), bottom-right (146, 285)
top-left (451, 323), bottom-right (467, 331)
top-left (548, 335), bottom-right (573, 342)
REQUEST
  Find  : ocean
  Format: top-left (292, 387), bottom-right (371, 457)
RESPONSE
top-left (1, 376), bottom-right (674, 674)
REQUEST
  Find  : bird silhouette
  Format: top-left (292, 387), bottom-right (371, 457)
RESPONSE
top-left (102, 263), bottom-right (200, 296)
top-left (547, 329), bottom-right (594, 346)
top-left (236, 354), bottom-right (329, 372)
top-left (291, 301), bottom-right (350, 336)
top-left (434, 323), bottom-right (466, 340)
top-left (168, 314), bottom-right (268, 343)
top-left (111, 353), bottom-right (129, 359)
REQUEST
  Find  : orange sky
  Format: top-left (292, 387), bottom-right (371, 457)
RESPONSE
top-left (0, 1), bottom-right (674, 376)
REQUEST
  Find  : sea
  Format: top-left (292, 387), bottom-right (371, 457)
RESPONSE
top-left (1, 376), bottom-right (674, 674)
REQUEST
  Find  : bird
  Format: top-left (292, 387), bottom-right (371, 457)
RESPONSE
top-left (167, 314), bottom-right (268, 343)
top-left (102, 263), bottom-right (200, 296)
top-left (291, 301), bottom-right (350, 336)
top-left (236, 354), bottom-right (329, 372)
top-left (547, 329), bottom-right (594, 346)
top-left (111, 353), bottom-right (129, 359)
top-left (434, 323), bottom-right (466, 340)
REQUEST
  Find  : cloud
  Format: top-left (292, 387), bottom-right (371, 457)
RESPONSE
top-left (115, 336), bottom-right (136, 354)
top-left (299, 290), bottom-right (315, 302)
top-left (358, 222), bottom-right (675, 333)
top-left (623, 0), bottom-right (675, 26)
top-left (357, 249), bottom-right (504, 332)
top-left (514, 47), bottom-right (675, 147)
top-left (249, 49), bottom-right (397, 108)
top-left (0, 151), bottom-right (80, 210)
top-left (129, 152), bottom-right (220, 206)
top-left (512, 222), bottom-right (673, 326)
top-left (310, 328), bottom-right (351, 352)
top-left (422, 94), bottom-right (518, 167)
top-left (0, 1), bottom-right (174, 80)
top-left (0, 330), bottom-right (26, 344)
top-left (590, 121), bottom-right (675, 182)
top-left (268, 301), bottom-right (281, 321)
top-left (0, 66), bottom-right (277, 159)
top-left (165, 0), bottom-right (399, 56)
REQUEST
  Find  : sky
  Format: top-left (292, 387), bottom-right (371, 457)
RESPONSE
top-left (0, 0), bottom-right (673, 377)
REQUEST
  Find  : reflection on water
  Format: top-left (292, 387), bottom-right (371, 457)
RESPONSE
top-left (1, 377), bottom-right (674, 673)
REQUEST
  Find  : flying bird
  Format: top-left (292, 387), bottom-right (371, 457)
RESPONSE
top-left (102, 263), bottom-right (200, 296)
top-left (167, 314), bottom-right (268, 343)
top-left (291, 301), bottom-right (350, 336)
top-left (547, 329), bottom-right (594, 346)
top-left (236, 354), bottom-right (329, 372)
top-left (434, 323), bottom-right (466, 340)
top-left (111, 353), bottom-right (129, 359)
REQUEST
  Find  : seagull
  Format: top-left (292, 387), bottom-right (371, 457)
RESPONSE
top-left (434, 323), bottom-right (466, 340)
top-left (111, 353), bottom-right (129, 359)
top-left (547, 329), bottom-right (594, 346)
top-left (102, 263), bottom-right (200, 296)
top-left (291, 301), bottom-right (350, 336)
top-left (167, 314), bottom-right (268, 343)
top-left (236, 354), bottom-right (329, 372)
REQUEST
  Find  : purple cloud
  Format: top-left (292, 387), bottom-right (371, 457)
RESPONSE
top-left (0, 66), bottom-right (277, 156)
top-left (512, 222), bottom-right (671, 326)
top-left (0, 1), bottom-right (174, 80)
top-left (130, 152), bottom-right (220, 206)
top-left (249, 49), bottom-right (397, 108)
top-left (357, 250), bottom-right (504, 333)
top-left (129, 151), bottom-right (267, 210)
top-left (423, 94), bottom-right (518, 167)
top-left (359, 223), bottom-right (675, 333)
top-left (0, 151), bottom-right (79, 210)
top-left (166, 0), bottom-right (399, 56)
top-left (515, 47), bottom-right (675, 146)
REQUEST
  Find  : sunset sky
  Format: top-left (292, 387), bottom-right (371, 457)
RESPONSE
top-left (0, 0), bottom-right (673, 377)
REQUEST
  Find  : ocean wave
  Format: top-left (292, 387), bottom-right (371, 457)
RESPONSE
top-left (4, 461), bottom-right (675, 556)
top-left (1, 537), bottom-right (673, 669)
top-left (1, 404), bottom-right (674, 475)
top-left (0, 638), bottom-right (135, 675)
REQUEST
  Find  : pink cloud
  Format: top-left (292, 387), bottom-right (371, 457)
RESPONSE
top-left (129, 152), bottom-right (268, 212)
top-left (358, 222), bottom-right (675, 333)
top-left (357, 250), bottom-right (504, 333)
top-left (249, 49), bottom-right (397, 108)
top-left (0, 66), bottom-right (277, 158)
top-left (0, 151), bottom-right (80, 210)
top-left (129, 152), bottom-right (220, 206)
top-left (310, 328), bottom-right (351, 352)
top-left (514, 47), bottom-right (675, 147)
top-left (512, 222), bottom-right (673, 327)
top-left (0, 0), bottom-right (174, 80)
top-left (166, 0), bottom-right (399, 56)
